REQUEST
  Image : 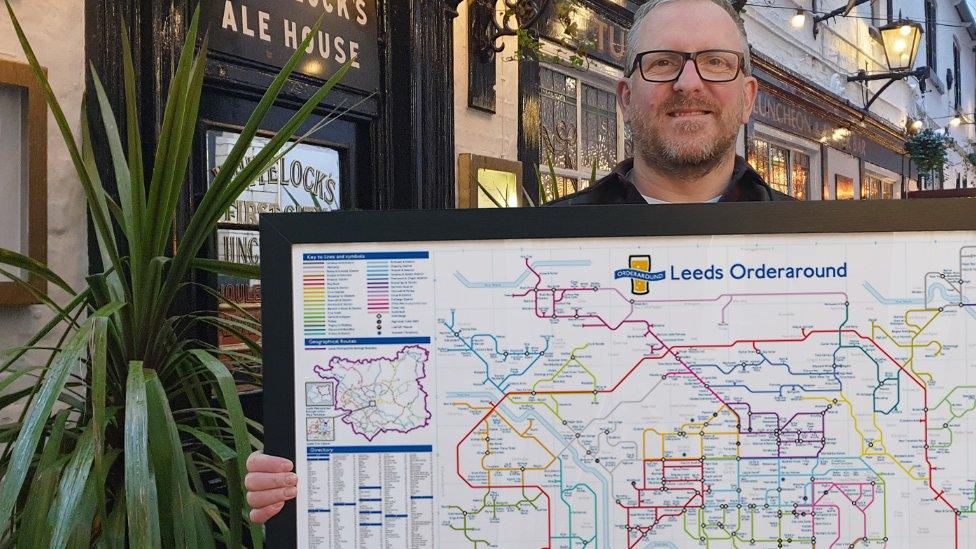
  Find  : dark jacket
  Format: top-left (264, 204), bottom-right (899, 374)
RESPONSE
top-left (547, 156), bottom-right (793, 206)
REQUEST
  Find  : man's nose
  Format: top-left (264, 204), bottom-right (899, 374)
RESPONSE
top-left (673, 58), bottom-right (705, 93)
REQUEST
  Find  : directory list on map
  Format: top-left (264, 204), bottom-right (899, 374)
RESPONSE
top-left (292, 234), bottom-right (976, 548)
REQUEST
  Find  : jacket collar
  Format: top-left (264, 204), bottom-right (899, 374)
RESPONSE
top-left (613, 156), bottom-right (776, 203)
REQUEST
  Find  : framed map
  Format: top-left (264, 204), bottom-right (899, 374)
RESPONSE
top-left (262, 201), bottom-right (976, 548)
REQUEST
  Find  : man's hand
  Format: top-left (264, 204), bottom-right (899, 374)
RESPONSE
top-left (245, 451), bottom-right (298, 524)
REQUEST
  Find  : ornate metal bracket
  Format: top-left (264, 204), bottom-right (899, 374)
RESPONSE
top-left (811, 0), bottom-right (871, 39)
top-left (474, 0), bottom-right (553, 62)
top-left (848, 66), bottom-right (930, 111)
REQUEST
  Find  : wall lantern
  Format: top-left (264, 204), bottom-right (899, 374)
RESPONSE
top-left (847, 19), bottom-right (928, 112)
top-left (878, 20), bottom-right (923, 72)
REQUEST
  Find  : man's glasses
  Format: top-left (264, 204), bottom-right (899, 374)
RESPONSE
top-left (628, 50), bottom-right (745, 83)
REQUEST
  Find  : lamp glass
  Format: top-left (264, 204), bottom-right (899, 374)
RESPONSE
top-left (790, 12), bottom-right (806, 29)
top-left (879, 20), bottom-right (922, 72)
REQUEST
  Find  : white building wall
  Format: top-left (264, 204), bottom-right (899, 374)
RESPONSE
top-left (745, 0), bottom-right (976, 190)
top-left (0, 1), bottom-right (88, 420)
top-left (452, 0), bottom-right (522, 204)
top-left (916, 0), bottom-right (976, 188)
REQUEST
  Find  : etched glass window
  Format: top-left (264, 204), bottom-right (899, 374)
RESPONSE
top-left (540, 66), bottom-right (578, 171)
top-left (581, 84), bottom-right (618, 172)
top-left (538, 63), bottom-right (624, 203)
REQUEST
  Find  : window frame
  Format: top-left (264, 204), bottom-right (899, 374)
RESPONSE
top-left (747, 135), bottom-right (813, 200)
top-left (953, 39), bottom-right (962, 111)
top-left (925, 0), bottom-right (938, 73)
top-left (0, 59), bottom-right (48, 307)
top-left (537, 60), bottom-right (626, 198)
top-left (861, 173), bottom-right (897, 200)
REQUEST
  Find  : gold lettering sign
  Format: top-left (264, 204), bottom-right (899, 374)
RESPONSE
top-left (754, 90), bottom-right (870, 158)
top-left (207, 129), bottom-right (342, 227)
top-left (540, 5), bottom-right (628, 69)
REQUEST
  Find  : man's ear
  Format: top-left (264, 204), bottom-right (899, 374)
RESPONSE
top-left (740, 75), bottom-right (759, 124)
top-left (617, 78), bottom-right (631, 123)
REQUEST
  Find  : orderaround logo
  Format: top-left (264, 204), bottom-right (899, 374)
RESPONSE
top-left (614, 255), bottom-right (666, 295)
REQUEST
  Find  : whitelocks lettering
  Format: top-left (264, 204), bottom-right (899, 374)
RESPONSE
top-left (295, 0), bottom-right (369, 26)
top-left (212, 153), bottom-right (340, 217)
top-left (278, 158), bottom-right (340, 206)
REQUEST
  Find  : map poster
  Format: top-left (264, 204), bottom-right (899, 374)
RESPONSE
top-left (262, 202), bottom-right (976, 548)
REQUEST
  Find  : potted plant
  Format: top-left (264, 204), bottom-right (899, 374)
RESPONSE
top-left (0, 2), bottom-right (349, 545)
top-left (905, 128), bottom-right (952, 187)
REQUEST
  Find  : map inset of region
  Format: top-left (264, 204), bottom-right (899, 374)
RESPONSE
top-left (306, 381), bottom-right (335, 406)
top-left (314, 345), bottom-right (432, 441)
top-left (306, 417), bottom-right (335, 441)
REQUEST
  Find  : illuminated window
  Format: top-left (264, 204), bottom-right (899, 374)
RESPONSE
top-left (769, 144), bottom-right (789, 195)
top-left (748, 138), bottom-right (809, 200)
top-left (540, 67), bottom-right (579, 171)
top-left (862, 175), bottom-right (883, 199)
top-left (791, 152), bottom-right (809, 200)
top-left (581, 85), bottom-right (618, 172)
top-left (835, 175), bottom-right (855, 200)
top-left (882, 180), bottom-right (895, 199)
top-left (539, 64), bottom-right (625, 202)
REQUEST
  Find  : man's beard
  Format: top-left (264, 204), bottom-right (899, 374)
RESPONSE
top-left (629, 95), bottom-right (743, 180)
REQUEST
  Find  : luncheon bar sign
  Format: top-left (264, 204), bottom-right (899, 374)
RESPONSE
top-left (203, 0), bottom-right (379, 93)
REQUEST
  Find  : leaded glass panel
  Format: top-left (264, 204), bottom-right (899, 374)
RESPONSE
top-left (581, 84), bottom-right (617, 172)
top-left (540, 67), bottom-right (578, 170)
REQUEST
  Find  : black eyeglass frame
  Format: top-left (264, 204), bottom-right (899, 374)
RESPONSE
top-left (627, 49), bottom-right (747, 83)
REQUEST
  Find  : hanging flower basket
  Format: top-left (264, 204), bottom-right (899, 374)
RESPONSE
top-left (905, 129), bottom-right (951, 182)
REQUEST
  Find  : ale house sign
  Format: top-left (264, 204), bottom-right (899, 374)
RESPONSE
top-left (203, 0), bottom-right (380, 93)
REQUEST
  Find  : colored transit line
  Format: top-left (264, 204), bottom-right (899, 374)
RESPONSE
top-left (365, 260), bottom-right (391, 314)
top-left (447, 251), bottom-right (973, 549)
top-left (302, 258), bottom-right (326, 337)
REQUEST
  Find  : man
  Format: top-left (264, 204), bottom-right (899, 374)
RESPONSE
top-left (551, 0), bottom-right (787, 205)
top-left (245, 0), bottom-right (788, 525)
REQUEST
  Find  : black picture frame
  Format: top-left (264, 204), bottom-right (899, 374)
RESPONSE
top-left (260, 198), bottom-right (976, 547)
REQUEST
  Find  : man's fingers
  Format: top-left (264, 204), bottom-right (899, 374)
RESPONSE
top-left (249, 501), bottom-right (286, 525)
top-left (246, 451), bottom-right (294, 473)
top-left (247, 486), bottom-right (298, 509)
top-left (245, 472), bottom-right (299, 491)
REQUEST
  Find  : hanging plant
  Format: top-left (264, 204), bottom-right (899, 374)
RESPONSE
top-left (905, 129), bottom-right (952, 178)
top-left (509, 0), bottom-right (594, 69)
top-left (963, 139), bottom-right (976, 169)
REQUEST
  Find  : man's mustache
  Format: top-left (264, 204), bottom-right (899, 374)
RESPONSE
top-left (659, 96), bottom-right (721, 114)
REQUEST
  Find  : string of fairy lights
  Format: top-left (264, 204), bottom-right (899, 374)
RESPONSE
top-left (741, 1), bottom-right (976, 30)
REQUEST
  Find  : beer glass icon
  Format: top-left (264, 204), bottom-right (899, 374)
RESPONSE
top-left (629, 255), bottom-right (651, 295)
